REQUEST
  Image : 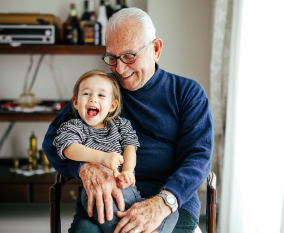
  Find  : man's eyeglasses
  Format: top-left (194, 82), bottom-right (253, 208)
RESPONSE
top-left (102, 41), bottom-right (152, 66)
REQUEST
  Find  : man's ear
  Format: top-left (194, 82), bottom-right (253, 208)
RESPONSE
top-left (152, 38), bottom-right (163, 62)
top-left (72, 97), bottom-right (78, 110)
top-left (109, 99), bottom-right (118, 113)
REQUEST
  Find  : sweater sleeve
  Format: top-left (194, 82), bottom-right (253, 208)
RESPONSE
top-left (116, 117), bottom-right (140, 149)
top-left (162, 84), bottom-right (214, 209)
top-left (42, 100), bottom-right (84, 179)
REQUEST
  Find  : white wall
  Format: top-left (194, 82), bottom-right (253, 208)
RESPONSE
top-left (0, 0), bottom-right (212, 159)
top-left (148, 0), bottom-right (212, 95)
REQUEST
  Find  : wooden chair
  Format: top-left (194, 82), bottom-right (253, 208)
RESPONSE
top-left (205, 170), bottom-right (217, 233)
top-left (49, 171), bottom-right (217, 233)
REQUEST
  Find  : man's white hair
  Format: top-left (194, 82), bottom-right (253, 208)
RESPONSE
top-left (107, 7), bottom-right (156, 44)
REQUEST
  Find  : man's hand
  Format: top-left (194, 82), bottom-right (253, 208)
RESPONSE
top-left (115, 170), bottom-right (136, 189)
top-left (114, 196), bottom-right (172, 233)
top-left (79, 162), bottom-right (125, 223)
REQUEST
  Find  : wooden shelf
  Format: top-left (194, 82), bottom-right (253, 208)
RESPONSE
top-left (0, 100), bottom-right (69, 122)
top-left (0, 111), bottom-right (60, 121)
top-left (0, 44), bottom-right (106, 55)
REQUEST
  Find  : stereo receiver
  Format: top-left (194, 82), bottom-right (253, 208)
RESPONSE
top-left (0, 24), bottom-right (56, 45)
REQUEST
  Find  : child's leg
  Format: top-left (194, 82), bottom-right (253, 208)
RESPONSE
top-left (81, 185), bottom-right (142, 233)
top-left (154, 210), bottom-right (179, 233)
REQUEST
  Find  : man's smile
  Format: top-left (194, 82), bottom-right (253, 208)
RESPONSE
top-left (122, 72), bottom-right (134, 79)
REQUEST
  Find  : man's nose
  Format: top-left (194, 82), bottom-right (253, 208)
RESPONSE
top-left (115, 59), bottom-right (128, 74)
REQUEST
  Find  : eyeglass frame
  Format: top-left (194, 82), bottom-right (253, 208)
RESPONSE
top-left (101, 41), bottom-right (152, 66)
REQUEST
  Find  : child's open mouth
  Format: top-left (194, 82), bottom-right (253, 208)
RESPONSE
top-left (87, 107), bottom-right (99, 117)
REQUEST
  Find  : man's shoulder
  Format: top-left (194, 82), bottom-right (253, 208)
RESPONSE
top-left (161, 69), bottom-right (202, 89)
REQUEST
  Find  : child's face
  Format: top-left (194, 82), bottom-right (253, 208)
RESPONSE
top-left (72, 75), bottom-right (118, 128)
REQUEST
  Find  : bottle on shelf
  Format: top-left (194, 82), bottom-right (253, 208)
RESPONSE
top-left (121, 0), bottom-right (128, 8)
top-left (114, 0), bottom-right (121, 14)
top-left (96, 0), bottom-right (108, 46)
top-left (84, 10), bottom-right (95, 44)
top-left (81, 0), bottom-right (90, 21)
top-left (64, 3), bottom-right (81, 45)
top-left (80, 0), bottom-right (91, 43)
top-left (94, 15), bottom-right (102, 45)
top-left (105, 0), bottom-right (114, 19)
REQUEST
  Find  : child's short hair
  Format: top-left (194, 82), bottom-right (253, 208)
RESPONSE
top-left (72, 70), bottom-right (122, 124)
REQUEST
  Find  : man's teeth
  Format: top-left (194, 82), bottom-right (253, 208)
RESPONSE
top-left (122, 73), bottom-right (133, 79)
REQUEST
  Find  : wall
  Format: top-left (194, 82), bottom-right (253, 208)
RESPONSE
top-left (0, 0), bottom-right (212, 159)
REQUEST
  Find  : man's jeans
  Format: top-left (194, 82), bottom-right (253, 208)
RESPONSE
top-left (68, 201), bottom-right (198, 233)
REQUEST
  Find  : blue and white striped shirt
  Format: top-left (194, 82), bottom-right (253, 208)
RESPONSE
top-left (53, 116), bottom-right (140, 172)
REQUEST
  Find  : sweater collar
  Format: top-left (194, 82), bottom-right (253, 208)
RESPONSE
top-left (121, 63), bottom-right (162, 94)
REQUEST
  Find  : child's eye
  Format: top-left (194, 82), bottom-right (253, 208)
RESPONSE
top-left (83, 93), bottom-right (90, 96)
top-left (99, 94), bottom-right (105, 97)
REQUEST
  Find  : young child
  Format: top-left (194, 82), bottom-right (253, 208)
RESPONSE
top-left (53, 70), bottom-right (178, 233)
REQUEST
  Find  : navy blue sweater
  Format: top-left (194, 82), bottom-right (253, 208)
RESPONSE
top-left (42, 64), bottom-right (214, 219)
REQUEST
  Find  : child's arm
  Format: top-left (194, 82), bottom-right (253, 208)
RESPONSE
top-left (121, 145), bottom-right (136, 173)
top-left (64, 144), bottom-right (124, 173)
top-left (116, 145), bottom-right (136, 188)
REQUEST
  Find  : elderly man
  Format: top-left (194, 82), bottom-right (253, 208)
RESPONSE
top-left (43, 7), bottom-right (213, 233)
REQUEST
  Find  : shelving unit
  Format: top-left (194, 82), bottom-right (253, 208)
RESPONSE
top-left (0, 44), bottom-right (106, 55)
top-left (0, 111), bottom-right (60, 122)
top-left (0, 44), bottom-right (106, 121)
top-left (0, 100), bottom-right (70, 122)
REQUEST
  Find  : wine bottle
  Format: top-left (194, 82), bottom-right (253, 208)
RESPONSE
top-left (121, 0), bottom-right (128, 8)
top-left (84, 11), bottom-right (95, 44)
top-left (81, 1), bottom-right (90, 21)
top-left (114, 0), bottom-right (121, 13)
top-left (65, 4), bottom-right (81, 45)
top-left (97, 0), bottom-right (108, 46)
top-left (81, 0), bottom-right (91, 43)
top-left (105, 0), bottom-right (114, 19)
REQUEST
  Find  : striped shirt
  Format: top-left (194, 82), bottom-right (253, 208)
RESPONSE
top-left (53, 116), bottom-right (140, 172)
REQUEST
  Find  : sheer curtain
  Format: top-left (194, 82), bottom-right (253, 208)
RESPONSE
top-left (210, 0), bottom-right (234, 193)
top-left (219, 0), bottom-right (284, 233)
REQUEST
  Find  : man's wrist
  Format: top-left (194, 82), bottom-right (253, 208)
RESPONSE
top-left (157, 190), bottom-right (178, 213)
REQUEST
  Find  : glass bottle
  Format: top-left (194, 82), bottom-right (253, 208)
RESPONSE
top-left (81, 0), bottom-right (91, 43)
top-left (97, 0), bottom-right (108, 46)
top-left (105, 0), bottom-right (114, 19)
top-left (81, 0), bottom-right (90, 21)
top-left (121, 0), bottom-right (128, 8)
top-left (84, 11), bottom-right (94, 44)
top-left (114, 0), bottom-right (121, 13)
top-left (65, 3), bottom-right (81, 45)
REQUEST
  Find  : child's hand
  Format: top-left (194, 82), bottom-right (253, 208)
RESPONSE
top-left (101, 152), bottom-right (123, 174)
top-left (116, 170), bottom-right (135, 189)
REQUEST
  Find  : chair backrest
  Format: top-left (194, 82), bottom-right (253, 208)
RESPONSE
top-left (49, 173), bottom-right (73, 233)
top-left (49, 171), bottom-right (217, 233)
top-left (206, 171), bottom-right (217, 233)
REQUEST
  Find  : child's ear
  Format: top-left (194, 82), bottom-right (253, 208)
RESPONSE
top-left (109, 99), bottom-right (118, 113)
top-left (72, 97), bottom-right (78, 110)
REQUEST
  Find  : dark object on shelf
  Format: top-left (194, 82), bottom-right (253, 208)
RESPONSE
top-left (105, 0), bottom-right (114, 19)
top-left (63, 4), bottom-right (82, 45)
top-left (121, 0), bottom-right (128, 8)
top-left (0, 100), bottom-right (70, 122)
top-left (52, 102), bottom-right (67, 111)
